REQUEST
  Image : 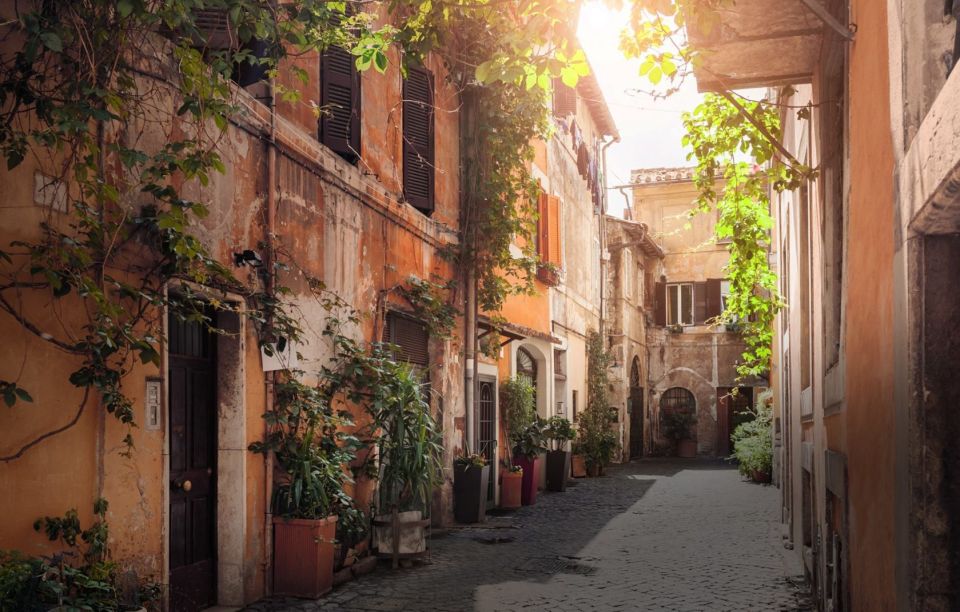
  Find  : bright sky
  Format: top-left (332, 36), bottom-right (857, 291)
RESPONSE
top-left (576, 2), bottom-right (704, 218)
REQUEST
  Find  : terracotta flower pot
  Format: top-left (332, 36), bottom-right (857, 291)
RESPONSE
top-left (751, 469), bottom-right (772, 484)
top-left (500, 471), bottom-right (523, 508)
top-left (571, 454), bottom-right (587, 478)
top-left (677, 438), bottom-right (698, 458)
top-left (273, 515), bottom-right (337, 598)
top-left (513, 454), bottom-right (539, 505)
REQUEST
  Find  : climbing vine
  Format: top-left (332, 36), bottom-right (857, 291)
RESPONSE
top-left (682, 93), bottom-right (812, 378)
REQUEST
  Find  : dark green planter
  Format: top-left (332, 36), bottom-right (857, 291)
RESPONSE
top-left (453, 464), bottom-right (489, 523)
top-left (545, 450), bottom-right (570, 492)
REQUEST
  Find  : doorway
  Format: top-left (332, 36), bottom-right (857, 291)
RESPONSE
top-left (717, 387), bottom-right (754, 457)
top-left (168, 311), bottom-right (218, 611)
top-left (477, 376), bottom-right (498, 508)
top-left (629, 357), bottom-right (644, 459)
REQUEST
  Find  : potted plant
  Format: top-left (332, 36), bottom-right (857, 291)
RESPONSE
top-left (570, 441), bottom-right (588, 478)
top-left (730, 399), bottom-right (773, 483)
top-left (453, 452), bottom-right (490, 523)
top-left (544, 416), bottom-right (575, 491)
top-left (500, 375), bottom-right (540, 505)
top-left (662, 409), bottom-right (698, 458)
top-left (576, 331), bottom-right (621, 476)
top-left (249, 376), bottom-right (358, 598)
top-left (512, 418), bottom-right (548, 504)
top-left (367, 361), bottom-right (444, 568)
top-left (500, 464), bottom-right (523, 508)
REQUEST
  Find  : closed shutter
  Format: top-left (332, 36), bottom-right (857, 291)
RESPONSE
top-left (385, 312), bottom-right (430, 368)
top-left (706, 278), bottom-right (723, 319)
top-left (403, 66), bottom-right (434, 214)
top-left (320, 46), bottom-right (361, 163)
top-left (654, 281), bottom-right (666, 326)
top-left (694, 281), bottom-right (707, 324)
top-left (536, 192), bottom-right (548, 258)
top-left (553, 79), bottom-right (576, 116)
top-left (548, 195), bottom-right (562, 265)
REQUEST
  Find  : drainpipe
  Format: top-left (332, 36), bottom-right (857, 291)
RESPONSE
top-left (262, 10), bottom-right (278, 595)
top-left (598, 135), bottom-right (619, 339)
top-left (464, 268), bottom-right (476, 454)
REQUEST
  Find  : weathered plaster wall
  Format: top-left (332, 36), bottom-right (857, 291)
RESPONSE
top-left (844, 0), bottom-right (897, 606)
top-left (0, 24), bottom-right (464, 606)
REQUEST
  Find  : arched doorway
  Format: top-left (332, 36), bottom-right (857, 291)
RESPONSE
top-left (516, 346), bottom-right (538, 407)
top-left (629, 357), bottom-right (644, 458)
top-left (659, 387), bottom-right (697, 441)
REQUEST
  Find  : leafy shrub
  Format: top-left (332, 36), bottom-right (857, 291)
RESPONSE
top-left (545, 416), bottom-right (575, 451)
top-left (661, 409), bottom-right (697, 443)
top-left (730, 396), bottom-right (773, 478)
top-left (500, 375), bottom-right (536, 451)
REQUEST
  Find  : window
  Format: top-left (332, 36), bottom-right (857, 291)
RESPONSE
top-left (552, 79), bottom-right (576, 117)
top-left (659, 387), bottom-right (696, 436)
top-left (536, 193), bottom-right (562, 285)
top-left (572, 390), bottom-right (579, 422)
top-left (667, 283), bottom-right (694, 326)
top-left (402, 66), bottom-right (435, 215)
top-left (319, 45), bottom-right (361, 163)
top-left (383, 312), bottom-right (429, 368)
top-left (193, 9), bottom-right (270, 87)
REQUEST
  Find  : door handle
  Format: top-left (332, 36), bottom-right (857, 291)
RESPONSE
top-left (173, 478), bottom-right (192, 492)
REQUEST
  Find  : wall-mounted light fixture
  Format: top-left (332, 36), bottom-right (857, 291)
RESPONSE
top-left (233, 249), bottom-right (263, 267)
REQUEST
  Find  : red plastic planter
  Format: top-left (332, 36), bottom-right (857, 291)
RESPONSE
top-left (513, 454), bottom-right (539, 505)
top-left (273, 516), bottom-right (337, 598)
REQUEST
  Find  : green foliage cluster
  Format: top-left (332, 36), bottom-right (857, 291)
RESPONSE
top-left (1, 499), bottom-right (158, 611)
top-left (500, 375), bottom-right (535, 447)
top-left (683, 93), bottom-right (810, 378)
top-left (366, 360), bottom-right (444, 514)
top-left (397, 276), bottom-right (460, 339)
top-left (576, 331), bottom-right (619, 470)
top-left (660, 409), bottom-right (696, 443)
top-left (545, 415), bottom-right (575, 451)
top-left (730, 395), bottom-right (773, 478)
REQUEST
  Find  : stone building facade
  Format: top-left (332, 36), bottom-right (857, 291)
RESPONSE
top-left (0, 8), bottom-right (465, 608)
top-left (621, 169), bottom-right (760, 458)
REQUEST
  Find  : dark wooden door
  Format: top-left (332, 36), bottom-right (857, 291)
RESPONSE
top-left (629, 387), bottom-right (644, 458)
top-left (168, 314), bottom-right (217, 611)
top-left (477, 377), bottom-right (497, 508)
top-left (717, 387), bottom-right (753, 456)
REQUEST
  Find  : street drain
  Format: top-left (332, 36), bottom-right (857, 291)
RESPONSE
top-left (514, 557), bottom-right (597, 576)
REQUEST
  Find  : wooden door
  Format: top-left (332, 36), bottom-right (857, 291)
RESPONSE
top-left (477, 377), bottom-right (497, 508)
top-left (629, 388), bottom-right (644, 458)
top-left (168, 314), bottom-right (217, 611)
top-left (717, 387), bottom-right (754, 456)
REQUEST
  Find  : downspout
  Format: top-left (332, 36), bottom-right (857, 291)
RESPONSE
top-left (262, 8), bottom-right (278, 595)
top-left (462, 89), bottom-right (477, 455)
top-left (598, 135), bottom-right (619, 339)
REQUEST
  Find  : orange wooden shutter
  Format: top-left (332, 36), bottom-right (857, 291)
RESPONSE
top-left (537, 192), bottom-right (549, 258)
top-left (547, 195), bottom-right (562, 266)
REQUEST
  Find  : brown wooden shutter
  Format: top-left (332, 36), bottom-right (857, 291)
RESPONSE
top-left (706, 278), bottom-right (723, 319)
top-left (694, 281), bottom-right (707, 324)
top-left (320, 46), bottom-right (361, 163)
top-left (403, 66), bottom-right (435, 214)
top-left (654, 281), bottom-right (666, 326)
top-left (548, 195), bottom-right (562, 265)
top-left (385, 312), bottom-right (430, 368)
top-left (553, 79), bottom-right (576, 116)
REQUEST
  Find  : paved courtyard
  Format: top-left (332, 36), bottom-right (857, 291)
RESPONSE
top-left (247, 459), bottom-right (810, 611)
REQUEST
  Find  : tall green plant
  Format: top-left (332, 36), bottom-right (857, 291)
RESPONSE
top-left (730, 395), bottom-right (773, 477)
top-left (501, 375), bottom-right (536, 450)
top-left (367, 361), bottom-right (444, 514)
top-left (578, 331), bottom-right (619, 470)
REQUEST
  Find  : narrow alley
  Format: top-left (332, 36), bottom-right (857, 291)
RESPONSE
top-left (248, 460), bottom-right (809, 612)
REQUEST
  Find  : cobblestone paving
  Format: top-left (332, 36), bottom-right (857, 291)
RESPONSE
top-left (246, 459), bottom-right (811, 612)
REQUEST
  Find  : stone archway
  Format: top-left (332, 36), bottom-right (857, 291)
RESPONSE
top-left (652, 367), bottom-right (718, 455)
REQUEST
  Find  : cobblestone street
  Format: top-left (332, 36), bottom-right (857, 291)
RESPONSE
top-left (248, 459), bottom-right (810, 611)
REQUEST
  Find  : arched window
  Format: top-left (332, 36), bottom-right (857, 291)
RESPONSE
top-left (630, 357), bottom-right (642, 389)
top-left (517, 347), bottom-right (537, 382)
top-left (660, 387), bottom-right (696, 414)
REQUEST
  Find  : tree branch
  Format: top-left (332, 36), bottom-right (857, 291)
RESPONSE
top-left (1, 387), bottom-right (90, 462)
top-left (0, 293), bottom-right (82, 354)
top-left (718, 90), bottom-right (805, 170)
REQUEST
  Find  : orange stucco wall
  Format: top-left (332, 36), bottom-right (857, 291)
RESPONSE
top-left (844, 0), bottom-right (896, 606)
top-left (0, 18), bottom-right (463, 605)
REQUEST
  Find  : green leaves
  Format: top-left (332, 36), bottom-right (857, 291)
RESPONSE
top-left (1, 381), bottom-right (33, 407)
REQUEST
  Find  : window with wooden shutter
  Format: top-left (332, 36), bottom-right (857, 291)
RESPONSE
top-left (552, 79), bottom-right (576, 117)
top-left (192, 9), bottom-right (270, 87)
top-left (706, 278), bottom-right (723, 320)
top-left (403, 66), bottom-right (435, 215)
top-left (654, 280), bottom-right (666, 326)
top-left (694, 281), bottom-right (707, 324)
top-left (384, 312), bottom-right (430, 368)
top-left (319, 46), bottom-right (361, 163)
